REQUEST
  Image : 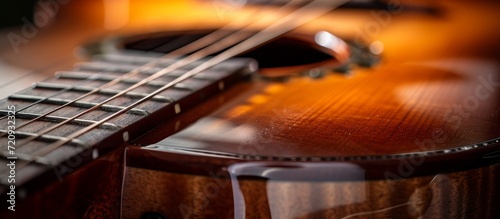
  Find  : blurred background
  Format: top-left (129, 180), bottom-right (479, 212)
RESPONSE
top-left (0, 0), bottom-right (499, 98)
top-left (0, 1), bottom-right (37, 28)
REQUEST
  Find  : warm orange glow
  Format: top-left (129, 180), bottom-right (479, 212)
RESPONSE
top-left (248, 95), bottom-right (269, 105)
top-left (265, 84), bottom-right (285, 94)
top-left (103, 0), bottom-right (130, 30)
top-left (228, 105), bottom-right (252, 117)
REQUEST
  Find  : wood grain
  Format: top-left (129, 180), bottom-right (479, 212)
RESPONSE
top-left (122, 163), bottom-right (500, 219)
top-left (0, 148), bottom-right (124, 219)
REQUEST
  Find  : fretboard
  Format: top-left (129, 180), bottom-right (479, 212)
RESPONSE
top-left (0, 52), bottom-right (255, 192)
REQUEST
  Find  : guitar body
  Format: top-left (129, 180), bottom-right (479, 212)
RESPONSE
top-left (1, 0), bottom-right (499, 218)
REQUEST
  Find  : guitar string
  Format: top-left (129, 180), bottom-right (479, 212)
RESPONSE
top-left (8, 0), bottom-right (310, 163)
top-left (17, 0), bottom-right (348, 169)
top-left (339, 174), bottom-right (440, 219)
top-left (0, 0), bottom-right (287, 143)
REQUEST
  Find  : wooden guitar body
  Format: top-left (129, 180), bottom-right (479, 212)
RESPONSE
top-left (0, 0), bottom-right (499, 218)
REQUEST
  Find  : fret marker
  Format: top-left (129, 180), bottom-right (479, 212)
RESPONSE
top-left (218, 81), bottom-right (225, 90)
top-left (174, 103), bottom-right (181, 114)
top-left (92, 149), bottom-right (99, 159)
top-left (123, 131), bottom-right (129, 142)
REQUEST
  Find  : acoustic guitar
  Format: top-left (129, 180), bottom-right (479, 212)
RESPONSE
top-left (1, 0), bottom-right (499, 218)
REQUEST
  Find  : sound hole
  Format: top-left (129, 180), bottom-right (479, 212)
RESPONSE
top-left (121, 30), bottom-right (334, 69)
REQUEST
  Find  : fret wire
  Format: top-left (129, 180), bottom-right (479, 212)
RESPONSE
top-left (56, 71), bottom-right (194, 90)
top-left (0, 110), bottom-right (121, 131)
top-left (34, 82), bottom-right (174, 103)
top-left (16, 0), bottom-right (346, 172)
top-left (9, 94), bottom-right (149, 116)
top-left (0, 130), bottom-right (89, 148)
